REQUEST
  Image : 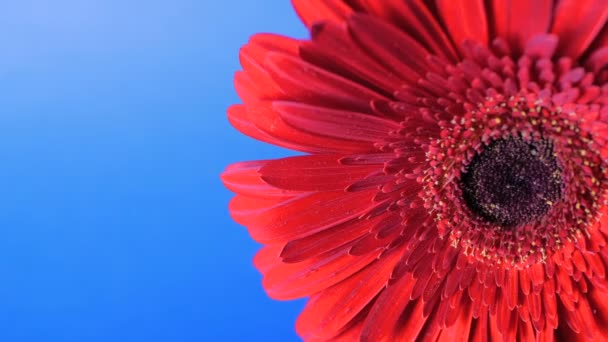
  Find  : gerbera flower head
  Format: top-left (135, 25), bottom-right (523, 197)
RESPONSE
top-left (222, 1), bottom-right (608, 340)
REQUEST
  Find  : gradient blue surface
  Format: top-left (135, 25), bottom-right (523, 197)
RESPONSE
top-left (0, 1), bottom-right (306, 341)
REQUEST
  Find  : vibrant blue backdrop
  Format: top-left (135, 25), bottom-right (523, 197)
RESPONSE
top-left (0, 1), bottom-right (305, 341)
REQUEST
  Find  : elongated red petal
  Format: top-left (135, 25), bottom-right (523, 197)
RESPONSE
top-left (280, 213), bottom-right (389, 263)
top-left (435, 0), bottom-right (488, 49)
top-left (301, 21), bottom-right (404, 95)
top-left (222, 160), bottom-right (296, 198)
top-left (347, 14), bottom-right (433, 84)
top-left (263, 246), bottom-right (380, 300)
top-left (551, 0), bottom-right (608, 58)
top-left (291, 0), bottom-right (353, 27)
top-left (260, 154), bottom-right (380, 192)
top-left (489, 0), bottom-right (553, 54)
top-left (436, 297), bottom-right (473, 341)
top-left (241, 103), bottom-right (377, 154)
top-left (351, 0), bottom-right (459, 61)
top-left (296, 245), bottom-right (404, 338)
top-left (264, 52), bottom-right (387, 112)
top-left (360, 273), bottom-right (417, 341)
top-left (230, 189), bottom-right (376, 243)
top-left (237, 34), bottom-right (299, 102)
top-left (274, 101), bottom-right (400, 143)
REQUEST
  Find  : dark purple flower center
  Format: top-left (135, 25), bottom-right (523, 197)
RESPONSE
top-left (460, 136), bottom-right (563, 228)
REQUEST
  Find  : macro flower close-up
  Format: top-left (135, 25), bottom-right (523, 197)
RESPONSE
top-left (222, 1), bottom-right (608, 340)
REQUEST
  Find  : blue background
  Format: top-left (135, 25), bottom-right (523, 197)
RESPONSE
top-left (0, 1), bottom-right (305, 341)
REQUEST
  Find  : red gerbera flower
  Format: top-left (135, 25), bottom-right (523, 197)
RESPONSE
top-left (222, 1), bottom-right (608, 340)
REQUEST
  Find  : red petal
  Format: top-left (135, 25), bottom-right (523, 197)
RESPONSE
top-left (437, 297), bottom-right (473, 341)
top-left (347, 14), bottom-right (433, 84)
top-left (584, 251), bottom-right (606, 278)
top-left (556, 266), bottom-right (574, 296)
top-left (264, 246), bottom-right (380, 300)
top-left (347, 173), bottom-right (397, 192)
top-left (300, 21), bottom-right (404, 95)
top-left (488, 310), bottom-right (504, 341)
top-left (588, 285), bottom-right (608, 339)
top-left (274, 101), bottom-right (399, 143)
top-left (264, 52), bottom-right (387, 112)
top-left (469, 310), bottom-right (489, 342)
top-left (280, 213), bottom-right (389, 263)
top-left (482, 282), bottom-right (497, 312)
top-left (291, 0), bottom-right (353, 28)
top-left (222, 160), bottom-right (297, 198)
top-left (247, 33), bottom-right (299, 57)
top-left (551, 0), bottom-right (608, 58)
top-left (227, 105), bottom-right (306, 152)
top-left (242, 103), bottom-right (377, 154)
top-left (234, 69), bottom-right (282, 103)
top-left (468, 277), bottom-right (484, 317)
top-left (518, 318), bottom-right (535, 341)
top-left (435, 0), bottom-right (488, 50)
top-left (588, 25), bottom-right (608, 52)
top-left (537, 329), bottom-right (556, 342)
top-left (325, 317), bottom-right (366, 342)
top-left (498, 306), bottom-right (518, 342)
top-left (236, 34), bottom-right (299, 102)
top-left (488, 0), bottom-right (553, 54)
top-left (296, 245), bottom-right (404, 338)
top-left (527, 291), bottom-right (542, 323)
top-left (571, 249), bottom-right (588, 274)
top-left (254, 244), bottom-right (285, 273)
top-left (530, 262), bottom-right (546, 288)
top-left (393, 299), bottom-right (428, 341)
top-left (260, 154), bottom-right (380, 192)
top-left (519, 267), bottom-right (531, 296)
top-left (559, 292), bottom-right (598, 339)
top-left (230, 189), bottom-right (376, 243)
top-left (576, 295), bottom-right (604, 340)
top-left (348, 218), bottom-right (401, 256)
top-left (229, 195), bottom-right (289, 220)
top-left (443, 267), bottom-right (465, 299)
top-left (360, 273), bottom-right (417, 341)
top-left (417, 296), bottom-right (443, 341)
top-left (505, 269), bottom-right (519, 310)
top-left (352, 0), bottom-right (458, 61)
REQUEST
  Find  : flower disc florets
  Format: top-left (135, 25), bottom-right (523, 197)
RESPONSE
top-left (422, 40), bottom-right (608, 268)
top-left (460, 135), bottom-right (563, 227)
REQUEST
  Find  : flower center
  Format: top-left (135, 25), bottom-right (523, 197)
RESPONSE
top-left (460, 136), bottom-right (563, 227)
